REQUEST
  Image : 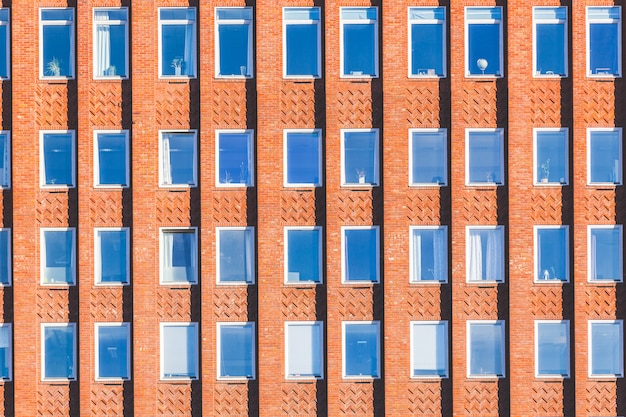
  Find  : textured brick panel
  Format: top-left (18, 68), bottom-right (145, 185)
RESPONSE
top-left (460, 287), bottom-right (500, 318)
top-left (462, 381), bottom-right (500, 416)
top-left (405, 84), bottom-right (441, 126)
top-left (408, 383), bottom-right (443, 415)
top-left (460, 191), bottom-right (499, 223)
top-left (156, 83), bottom-right (195, 128)
top-left (531, 287), bottom-right (565, 318)
top-left (89, 192), bottom-right (124, 226)
top-left (582, 83), bottom-right (616, 125)
top-left (407, 286), bottom-right (446, 319)
top-left (90, 385), bottom-right (124, 417)
top-left (156, 191), bottom-right (192, 225)
top-left (156, 383), bottom-right (196, 417)
top-left (37, 385), bottom-right (73, 416)
top-left (157, 288), bottom-right (192, 321)
top-left (460, 84), bottom-right (499, 126)
top-left (585, 287), bottom-right (618, 318)
top-left (35, 84), bottom-right (71, 127)
top-left (214, 383), bottom-right (249, 416)
top-left (406, 190), bottom-right (442, 223)
top-left (280, 192), bottom-right (317, 225)
top-left (281, 287), bottom-right (317, 319)
top-left (586, 382), bottom-right (617, 416)
top-left (337, 87), bottom-right (374, 126)
top-left (529, 83), bottom-right (562, 125)
top-left (339, 383), bottom-right (375, 416)
top-left (36, 192), bottom-right (71, 225)
top-left (583, 193), bottom-right (616, 222)
top-left (213, 288), bottom-right (251, 319)
top-left (281, 382), bottom-right (318, 415)
top-left (89, 83), bottom-right (125, 127)
top-left (212, 84), bottom-right (249, 128)
top-left (337, 288), bottom-right (375, 319)
top-left (90, 290), bottom-right (124, 322)
top-left (532, 382), bottom-right (565, 416)
top-left (531, 191), bottom-right (564, 223)
top-left (212, 193), bottom-right (248, 224)
top-left (280, 83), bottom-right (316, 127)
top-left (36, 291), bottom-right (71, 321)
top-left (336, 191), bottom-right (374, 224)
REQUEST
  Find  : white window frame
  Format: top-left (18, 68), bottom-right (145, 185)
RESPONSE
top-left (534, 225), bottom-right (570, 283)
top-left (0, 324), bottom-right (11, 381)
top-left (587, 128), bottom-right (622, 186)
top-left (341, 128), bottom-right (380, 187)
top-left (216, 321), bottom-right (256, 380)
top-left (409, 225), bottom-right (448, 284)
top-left (93, 130), bottom-right (129, 188)
top-left (464, 7), bottom-right (503, 78)
top-left (94, 322), bottom-right (131, 381)
top-left (410, 320), bottom-right (448, 379)
top-left (340, 7), bottom-right (379, 78)
top-left (215, 129), bottom-right (254, 188)
top-left (0, 9), bottom-right (9, 80)
top-left (342, 320), bottom-right (381, 379)
top-left (284, 129), bottom-right (322, 188)
top-left (159, 227), bottom-right (198, 286)
top-left (409, 128), bottom-right (447, 186)
top-left (160, 322), bottom-right (199, 380)
top-left (158, 7), bottom-right (197, 79)
top-left (159, 130), bottom-right (198, 188)
top-left (215, 7), bottom-right (254, 79)
top-left (465, 128), bottom-right (505, 186)
top-left (39, 8), bottom-right (75, 80)
top-left (534, 320), bottom-right (570, 378)
top-left (588, 320), bottom-right (624, 378)
top-left (0, 228), bottom-right (10, 286)
top-left (341, 226), bottom-right (380, 284)
top-left (40, 227), bottom-right (76, 286)
top-left (284, 321), bottom-right (324, 380)
top-left (283, 7), bottom-right (321, 79)
top-left (465, 225), bottom-right (505, 284)
top-left (284, 226), bottom-right (323, 285)
top-left (466, 320), bottom-right (506, 378)
top-left (92, 7), bottom-right (128, 79)
top-left (216, 226), bottom-right (255, 285)
top-left (587, 6), bottom-right (622, 78)
top-left (41, 322), bottom-right (76, 381)
top-left (39, 130), bottom-right (75, 189)
top-left (532, 7), bottom-right (568, 78)
top-left (588, 224), bottom-right (623, 283)
top-left (533, 128), bottom-right (569, 186)
top-left (94, 227), bottom-right (130, 286)
top-left (408, 7), bottom-right (446, 78)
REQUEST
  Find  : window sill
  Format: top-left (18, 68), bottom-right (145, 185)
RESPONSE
top-left (216, 282), bottom-right (254, 287)
top-left (408, 74), bottom-right (445, 79)
top-left (94, 282), bottom-right (130, 287)
top-left (215, 75), bottom-right (253, 80)
top-left (39, 77), bottom-right (73, 84)
top-left (285, 376), bottom-right (323, 382)
top-left (466, 281), bottom-right (503, 287)
top-left (410, 375), bottom-right (447, 381)
top-left (341, 184), bottom-right (378, 190)
top-left (217, 376), bottom-right (255, 382)
top-left (465, 183), bottom-right (503, 189)
top-left (41, 283), bottom-right (75, 288)
top-left (466, 375), bottom-right (505, 381)
top-left (534, 280), bottom-right (569, 285)
top-left (340, 74), bottom-right (378, 80)
top-left (588, 74), bottom-right (621, 80)
top-left (410, 280), bottom-right (447, 285)
top-left (216, 184), bottom-right (252, 189)
top-left (93, 76), bottom-right (128, 82)
top-left (159, 283), bottom-right (196, 288)
top-left (410, 183), bottom-right (447, 188)
top-left (534, 181), bottom-right (568, 187)
top-left (41, 379), bottom-right (76, 385)
top-left (342, 376), bottom-right (379, 382)
top-left (341, 281), bottom-right (379, 287)
top-left (588, 183), bottom-right (621, 190)
top-left (533, 74), bottom-right (567, 79)
top-left (535, 375), bottom-right (569, 381)
top-left (41, 185), bottom-right (74, 191)
top-left (464, 74), bottom-right (503, 80)
top-left (284, 282), bottom-right (322, 288)
top-left (283, 76), bottom-right (321, 81)
top-left (95, 378), bottom-right (129, 384)
top-left (283, 185), bottom-right (320, 190)
top-left (588, 375), bottom-right (622, 381)
top-left (587, 280), bottom-right (622, 286)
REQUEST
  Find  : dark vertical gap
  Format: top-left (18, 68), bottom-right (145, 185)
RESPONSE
top-left (246, 285), bottom-right (259, 416)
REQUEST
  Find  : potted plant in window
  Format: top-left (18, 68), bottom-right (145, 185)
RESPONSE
top-left (356, 168), bottom-right (366, 184)
top-left (105, 65), bottom-right (116, 76)
top-left (171, 58), bottom-right (184, 76)
top-left (46, 57), bottom-right (61, 77)
top-left (540, 158), bottom-right (550, 183)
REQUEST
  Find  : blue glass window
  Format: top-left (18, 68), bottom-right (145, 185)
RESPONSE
top-left (466, 129), bottom-right (504, 185)
top-left (589, 321), bottom-right (623, 377)
top-left (285, 322), bottom-right (323, 379)
top-left (216, 8), bottom-right (253, 77)
top-left (41, 131), bottom-right (74, 187)
top-left (96, 324), bottom-right (130, 380)
top-left (409, 7), bottom-right (445, 77)
top-left (466, 226), bottom-right (504, 283)
top-left (217, 227), bottom-right (255, 284)
top-left (342, 129), bottom-right (379, 186)
top-left (284, 8), bottom-right (320, 78)
top-left (535, 129), bottom-right (568, 185)
top-left (94, 8), bottom-right (128, 78)
top-left (342, 227), bottom-right (379, 283)
top-left (285, 130), bottom-right (321, 186)
top-left (410, 226), bottom-right (447, 283)
top-left (587, 7), bottom-right (621, 77)
top-left (218, 322), bottom-right (255, 379)
top-left (95, 131), bottom-right (128, 187)
top-left (40, 8), bottom-right (74, 78)
top-left (160, 131), bottom-right (197, 187)
top-left (0, 132), bottom-right (9, 189)
top-left (41, 228), bottom-right (75, 285)
top-left (411, 321), bottom-right (448, 378)
top-left (0, 229), bottom-right (9, 285)
top-left (410, 129), bottom-right (447, 185)
top-left (161, 323), bottom-right (198, 379)
top-left (536, 321), bottom-right (569, 377)
top-left (0, 9), bottom-right (9, 79)
top-left (465, 7), bottom-right (502, 77)
top-left (41, 323), bottom-right (76, 380)
top-left (588, 128), bottom-right (622, 184)
top-left (341, 7), bottom-right (378, 77)
top-left (95, 228), bottom-right (129, 285)
top-left (285, 227), bottom-right (322, 284)
top-left (217, 130), bottom-right (253, 187)
top-left (533, 7), bottom-right (567, 77)
top-left (468, 321), bottom-right (505, 377)
top-left (589, 226), bottom-right (622, 282)
top-left (159, 8), bottom-right (196, 77)
top-left (0, 325), bottom-right (11, 380)
top-left (535, 226), bottom-right (569, 282)
top-left (343, 322), bottom-right (380, 378)
top-left (160, 229), bottom-right (197, 285)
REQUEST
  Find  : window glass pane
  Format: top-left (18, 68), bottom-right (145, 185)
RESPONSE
top-left (286, 323), bottom-right (323, 378)
top-left (588, 6), bottom-right (621, 76)
top-left (536, 227), bottom-right (568, 281)
top-left (591, 321), bottom-right (623, 376)
top-left (218, 228), bottom-right (254, 283)
top-left (0, 230), bottom-right (9, 285)
top-left (162, 324), bottom-right (198, 378)
top-left (343, 130), bottom-right (378, 185)
top-left (94, 9), bottom-right (127, 77)
top-left (410, 7), bottom-right (445, 76)
top-left (344, 228), bottom-right (378, 283)
top-left (285, 8), bottom-right (319, 77)
top-left (217, 132), bottom-right (252, 186)
top-left (411, 227), bottom-right (447, 282)
top-left (161, 132), bottom-right (196, 186)
top-left (42, 230), bottom-right (74, 284)
top-left (286, 228), bottom-right (321, 283)
top-left (467, 228), bottom-right (504, 282)
top-left (536, 322), bottom-right (569, 376)
top-left (466, 7), bottom-right (501, 76)
top-left (343, 21), bottom-right (376, 76)
top-left (43, 325), bottom-right (75, 379)
top-left (590, 227), bottom-right (622, 281)
top-left (216, 8), bottom-right (252, 77)
top-left (589, 130), bottom-right (621, 184)
top-left (97, 133), bottom-right (127, 186)
top-left (468, 322), bottom-right (504, 376)
top-left (41, 9), bottom-right (74, 20)
top-left (412, 322), bottom-right (447, 377)
top-left (97, 325), bottom-right (129, 379)
top-left (97, 230), bottom-right (128, 284)
top-left (534, 7), bottom-right (566, 76)
top-left (535, 130), bottom-right (567, 184)
top-left (286, 131), bottom-right (320, 185)
top-left (467, 130), bottom-right (503, 184)
top-left (0, 133), bottom-right (8, 187)
top-left (0, 326), bottom-right (10, 379)
top-left (219, 324), bottom-right (254, 378)
top-left (344, 322), bottom-right (379, 378)
top-left (42, 133), bottom-right (73, 186)
top-left (41, 9), bottom-right (73, 77)
top-left (0, 16), bottom-right (8, 78)
top-left (160, 8), bottom-right (195, 76)
top-left (411, 130), bottom-right (446, 184)
top-left (161, 230), bottom-right (196, 284)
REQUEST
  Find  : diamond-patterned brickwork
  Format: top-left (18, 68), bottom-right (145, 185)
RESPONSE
top-left (582, 83), bottom-right (616, 125)
top-left (583, 193), bottom-right (616, 222)
top-left (35, 84), bottom-right (72, 127)
top-left (460, 83), bottom-right (500, 126)
top-left (157, 383), bottom-right (197, 417)
top-left (336, 192), bottom-right (374, 224)
top-left (155, 84), bottom-right (194, 128)
top-left (462, 381), bottom-right (500, 416)
top-left (407, 383), bottom-right (443, 415)
top-left (531, 287), bottom-right (566, 318)
top-left (339, 383), bottom-right (375, 416)
top-left (212, 84), bottom-right (249, 127)
top-left (405, 84), bottom-right (441, 126)
top-left (90, 290), bottom-right (124, 322)
top-left (281, 287), bottom-right (317, 319)
top-left (157, 288), bottom-right (192, 320)
top-left (214, 383), bottom-right (249, 416)
top-left (90, 385), bottom-right (124, 416)
top-left (407, 286), bottom-right (446, 319)
top-left (88, 192), bottom-right (124, 226)
top-left (586, 382), bottom-right (617, 416)
top-left (460, 191), bottom-right (499, 223)
top-left (337, 87), bottom-right (374, 126)
top-left (36, 290), bottom-right (71, 321)
top-left (529, 83), bottom-right (562, 126)
top-left (460, 287), bottom-right (500, 318)
top-left (280, 84), bottom-right (316, 126)
top-left (584, 287), bottom-right (618, 318)
top-left (531, 190), bottom-right (564, 223)
top-left (36, 192), bottom-right (71, 225)
top-left (281, 192), bottom-right (317, 224)
top-left (531, 382), bottom-right (565, 416)
top-left (156, 191), bottom-right (192, 225)
top-left (37, 385), bottom-right (73, 417)
top-left (213, 288), bottom-right (251, 319)
top-left (281, 382), bottom-right (318, 415)
top-left (88, 83), bottom-right (125, 126)
top-left (212, 192), bottom-right (248, 224)
top-left (406, 190), bottom-right (441, 223)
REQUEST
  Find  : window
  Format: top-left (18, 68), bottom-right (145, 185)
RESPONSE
top-left (340, 7), bottom-right (378, 78)
top-left (41, 323), bottom-right (76, 380)
top-left (284, 227), bottom-right (322, 284)
top-left (466, 129), bottom-right (504, 185)
top-left (0, 229), bottom-right (9, 286)
top-left (342, 226), bottom-right (380, 284)
top-left (161, 323), bottom-right (198, 380)
top-left (215, 7), bottom-right (253, 78)
top-left (0, 324), bottom-right (10, 380)
top-left (216, 130), bottom-right (254, 187)
top-left (410, 226), bottom-right (448, 283)
top-left (95, 228), bottom-right (129, 285)
top-left (409, 128), bottom-right (447, 185)
top-left (0, 9), bottom-right (9, 79)
top-left (533, 7), bottom-right (567, 77)
top-left (159, 8), bottom-right (196, 77)
top-left (409, 7), bottom-right (446, 77)
top-left (159, 228), bottom-right (197, 285)
top-left (94, 130), bottom-right (129, 187)
top-left (467, 320), bottom-right (505, 378)
top-left (535, 226), bottom-right (569, 282)
top-left (342, 321), bottom-right (380, 379)
top-left (0, 131), bottom-right (9, 188)
top-left (40, 228), bottom-right (75, 285)
top-left (95, 323), bottom-right (130, 380)
top-left (285, 321), bottom-right (323, 379)
top-left (587, 7), bottom-right (621, 77)
top-left (217, 322), bottom-right (255, 379)
top-left (589, 225), bottom-right (623, 282)
top-left (466, 226), bottom-right (504, 283)
top-left (535, 320), bottom-right (570, 378)
top-left (411, 321), bottom-right (448, 378)
top-left (40, 131), bottom-right (75, 188)
top-left (159, 131), bottom-right (197, 187)
top-left (216, 227), bottom-right (255, 284)
top-left (465, 7), bottom-right (503, 77)
top-left (341, 129), bottom-right (379, 186)
top-left (589, 320), bottom-right (623, 377)
top-left (283, 7), bottom-right (321, 78)
top-left (588, 128), bottom-right (622, 185)
top-left (40, 8), bottom-right (74, 79)
top-left (534, 128), bottom-right (568, 185)
top-left (284, 130), bottom-right (322, 187)
top-left (93, 8), bottom-right (128, 78)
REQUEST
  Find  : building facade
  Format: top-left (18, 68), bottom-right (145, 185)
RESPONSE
top-left (0, 0), bottom-right (623, 416)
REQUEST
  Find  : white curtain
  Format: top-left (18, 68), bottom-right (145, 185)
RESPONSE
top-left (163, 325), bottom-right (196, 377)
top-left (468, 230), bottom-right (483, 280)
top-left (287, 324), bottom-right (320, 376)
top-left (244, 229), bottom-right (253, 283)
top-left (162, 232), bottom-right (174, 281)
top-left (413, 324), bottom-right (438, 373)
top-left (433, 230), bottom-right (446, 282)
top-left (485, 229), bottom-right (503, 281)
top-left (94, 11), bottom-right (111, 76)
top-left (591, 232), bottom-right (598, 280)
top-left (412, 231), bottom-right (421, 281)
top-left (184, 22), bottom-right (194, 76)
top-left (162, 135), bottom-right (172, 185)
